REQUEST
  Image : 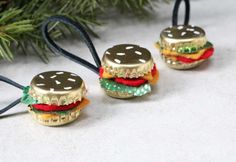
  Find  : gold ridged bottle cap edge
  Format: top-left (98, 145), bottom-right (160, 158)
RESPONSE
top-left (28, 105), bottom-right (81, 126)
top-left (104, 89), bottom-right (134, 99)
top-left (29, 82), bottom-right (87, 106)
top-left (161, 54), bottom-right (205, 70)
top-left (159, 25), bottom-right (207, 51)
top-left (101, 58), bottom-right (155, 78)
top-left (101, 44), bottom-right (155, 78)
top-left (159, 36), bottom-right (207, 51)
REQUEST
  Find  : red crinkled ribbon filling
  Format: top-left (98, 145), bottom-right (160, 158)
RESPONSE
top-left (99, 64), bottom-right (157, 87)
top-left (32, 100), bottom-right (81, 112)
top-left (151, 64), bottom-right (157, 76)
top-left (99, 67), bottom-right (104, 78)
top-left (115, 64), bottom-right (157, 87)
top-left (114, 77), bottom-right (147, 87)
top-left (176, 48), bottom-right (214, 63)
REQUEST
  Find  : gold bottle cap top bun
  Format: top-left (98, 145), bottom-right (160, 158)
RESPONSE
top-left (102, 44), bottom-right (154, 78)
top-left (160, 25), bottom-right (207, 50)
top-left (29, 71), bottom-right (86, 105)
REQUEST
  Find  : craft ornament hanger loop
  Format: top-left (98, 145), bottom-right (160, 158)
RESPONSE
top-left (172, 0), bottom-right (190, 26)
top-left (42, 16), bottom-right (159, 99)
top-left (41, 16), bottom-right (101, 74)
top-left (0, 75), bottom-right (24, 114)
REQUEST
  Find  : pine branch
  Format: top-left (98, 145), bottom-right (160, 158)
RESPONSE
top-left (0, 0), bottom-right (167, 62)
top-left (0, 8), bottom-right (34, 61)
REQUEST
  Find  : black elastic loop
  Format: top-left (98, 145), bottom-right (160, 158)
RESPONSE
top-left (172, 0), bottom-right (190, 26)
top-left (41, 15), bottom-right (101, 74)
top-left (0, 75), bottom-right (24, 90)
top-left (0, 75), bottom-right (24, 114)
top-left (0, 98), bottom-right (21, 114)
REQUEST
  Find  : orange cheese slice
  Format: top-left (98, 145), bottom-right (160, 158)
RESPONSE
top-left (101, 71), bottom-right (113, 79)
top-left (38, 114), bottom-right (58, 120)
top-left (77, 98), bottom-right (90, 110)
top-left (150, 71), bottom-right (159, 85)
top-left (161, 48), bottom-right (210, 60)
top-left (141, 70), bottom-right (159, 85)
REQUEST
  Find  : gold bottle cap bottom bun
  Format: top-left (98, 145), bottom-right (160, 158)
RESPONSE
top-left (104, 89), bottom-right (135, 99)
top-left (28, 105), bottom-right (81, 126)
top-left (161, 54), bottom-right (205, 70)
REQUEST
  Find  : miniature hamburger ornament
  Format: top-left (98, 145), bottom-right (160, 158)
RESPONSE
top-left (156, 25), bottom-right (214, 69)
top-left (156, 0), bottom-right (214, 70)
top-left (25, 71), bottom-right (89, 126)
top-left (0, 71), bottom-right (89, 126)
top-left (100, 44), bottom-right (158, 98)
top-left (42, 16), bottom-right (159, 99)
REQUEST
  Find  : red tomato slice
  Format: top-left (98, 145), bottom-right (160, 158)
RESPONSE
top-left (176, 48), bottom-right (214, 63)
top-left (114, 64), bottom-right (157, 87)
top-left (32, 100), bottom-right (81, 112)
top-left (114, 77), bottom-right (147, 87)
top-left (151, 64), bottom-right (157, 76)
top-left (99, 67), bottom-right (104, 78)
top-left (100, 65), bottom-right (157, 87)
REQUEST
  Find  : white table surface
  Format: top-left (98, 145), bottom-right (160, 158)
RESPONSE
top-left (1, 0), bottom-right (236, 161)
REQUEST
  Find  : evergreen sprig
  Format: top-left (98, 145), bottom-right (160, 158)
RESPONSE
top-left (0, 0), bottom-right (164, 62)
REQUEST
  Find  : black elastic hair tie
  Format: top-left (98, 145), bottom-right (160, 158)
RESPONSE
top-left (172, 0), bottom-right (190, 26)
top-left (0, 75), bottom-right (24, 114)
top-left (41, 15), bottom-right (101, 74)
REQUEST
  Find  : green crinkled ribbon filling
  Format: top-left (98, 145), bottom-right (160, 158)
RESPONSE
top-left (203, 41), bottom-right (213, 49)
top-left (177, 41), bottom-right (213, 54)
top-left (21, 86), bottom-right (38, 105)
top-left (100, 78), bottom-right (151, 97)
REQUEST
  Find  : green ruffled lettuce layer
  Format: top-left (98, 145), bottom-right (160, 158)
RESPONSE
top-left (21, 86), bottom-right (38, 105)
top-left (100, 78), bottom-right (151, 97)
